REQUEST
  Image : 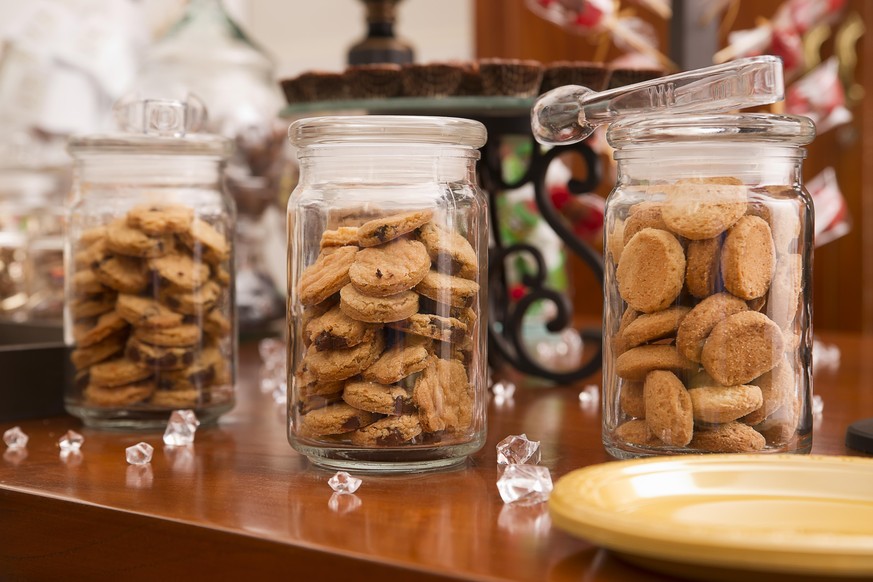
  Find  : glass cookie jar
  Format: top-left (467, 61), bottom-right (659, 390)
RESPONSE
top-left (286, 116), bottom-right (488, 472)
top-left (602, 114), bottom-right (815, 458)
top-left (65, 98), bottom-right (236, 429)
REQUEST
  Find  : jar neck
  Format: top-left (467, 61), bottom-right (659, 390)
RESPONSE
top-left (296, 145), bottom-right (480, 186)
top-left (73, 156), bottom-right (223, 190)
top-left (614, 143), bottom-right (805, 185)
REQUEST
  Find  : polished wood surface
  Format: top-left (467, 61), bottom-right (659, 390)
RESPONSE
top-left (1, 332), bottom-right (871, 581)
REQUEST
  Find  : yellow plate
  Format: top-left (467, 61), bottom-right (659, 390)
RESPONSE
top-left (550, 455), bottom-right (873, 579)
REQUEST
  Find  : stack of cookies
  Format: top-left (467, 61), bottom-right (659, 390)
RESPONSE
top-left (69, 204), bottom-right (233, 411)
top-left (608, 178), bottom-right (805, 453)
top-left (293, 210), bottom-right (480, 448)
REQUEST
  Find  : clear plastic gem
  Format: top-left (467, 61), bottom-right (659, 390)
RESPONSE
top-left (497, 433), bottom-right (541, 465)
top-left (3, 426), bottom-right (28, 449)
top-left (163, 410), bottom-right (200, 446)
top-left (58, 430), bottom-right (84, 452)
top-left (491, 381), bottom-right (516, 406)
top-left (812, 394), bottom-right (824, 417)
top-left (578, 384), bottom-right (600, 407)
top-left (328, 471), bottom-right (362, 494)
top-left (328, 492), bottom-right (362, 514)
top-left (126, 442), bottom-right (154, 465)
top-left (497, 464), bottom-right (553, 505)
top-left (258, 337), bottom-right (285, 363)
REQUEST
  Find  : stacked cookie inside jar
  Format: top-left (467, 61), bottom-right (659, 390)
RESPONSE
top-left (291, 209), bottom-right (480, 450)
top-left (67, 204), bottom-right (234, 418)
top-left (605, 178), bottom-right (808, 455)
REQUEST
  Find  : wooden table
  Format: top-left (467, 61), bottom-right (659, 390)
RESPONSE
top-left (2, 331), bottom-right (871, 581)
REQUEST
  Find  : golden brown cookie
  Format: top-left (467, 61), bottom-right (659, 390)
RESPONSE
top-left (116, 294), bottom-right (184, 328)
top-left (362, 335), bottom-right (431, 384)
top-left (613, 307), bottom-right (640, 355)
top-left (619, 381), bottom-right (645, 418)
top-left (416, 221), bottom-right (478, 280)
top-left (212, 264), bottom-right (231, 287)
top-left (623, 202), bottom-right (667, 244)
top-left (155, 352), bottom-right (220, 392)
top-left (415, 270), bottom-right (479, 309)
top-left (203, 309), bottom-right (231, 336)
top-left (79, 225), bottom-right (107, 245)
top-left (74, 311), bottom-right (129, 348)
top-left (701, 311), bottom-right (784, 386)
top-left (616, 228), bottom-right (685, 313)
top-left (125, 336), bottom-right (196, 370)
top-left (320, 226), bottom-right (359, 248)
top-left (179, 218), bottom-right (230, 264)
top-left (150, 253), bottom-right (211, 290)
top-left (720, 215), bottom-right (775, 300)
top-left (741, 356), bottom-right (794, 426)
top-left (160, 280), bottom-right (220, 316)
top-left (295, 368), bottom-right (345, 414)
top-left (619, 306), bottom-right (690, 350)
top-left (304, 304), bottom-right (378, 351)
top-left (349, 414), bottom-right (423, 446)
top-left (299, 402), bottom-right (382, 437)
top-left (342, 381), bottom-right (414, 415)
top-left (613, 419), bottom-right (661, 447)
top-left (303, 331), bottom-right (385, 382)
top-left (72, 270), bottom-right (109, 295)
top-left (127, 204), bottom-right (194, 235)
top-left (688, 384), bottom-right (763, 424)
top-left (685, 236), bottom-right (723, 298)
top-left (659, 181), bottom-right (748, 240)
top-left (767, 254), bottom-right (802, 329)
top-left (150, 389), bottom-right (201, 408)
top-left (339, 284), bottom-right (419, 324)
top-left (754, 393), bottom-right (800, 446)
top-left (689, 421), bottom-right (766, 452)
top-left (387, 313), bottom-right (467, 344)
top-left (607, 217), bottom-right (625, 263)
top-left (83, 382), bottom-right (154, 407)
top-left (644, 370), bottom-right (693, 446)
top-left (676, 293), bottom-right (748, 362)
top-left (133, 324), bottom-right (202, 347)
top-left (751, 187), bottom-right (801, 254)
top-left (298, 246), bottom-right (358, 307)
top-left (89, 358), bottom-right (153, 388)
top-left (70, 331), bottom-right (126, 369)
top-left (615, 345), bottom-right (696, 381)
top-left (348, 238), bottom-right (431, 297)
top-left (357, 210), bottom-right (433, 247)
top-left (70, 294), bottom-right (116, 320)
top-left (413, 357), bottom-right (473, 433)
top-left (106, 219), bottom-right (171, 258)
top-left (92, 255), bottom-right (149, 294)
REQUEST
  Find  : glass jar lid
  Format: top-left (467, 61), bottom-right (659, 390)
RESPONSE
top-left (607, 113), bottom-right (816, 149)
top-left (288, 116), bottom-right (487, 149)
top-left (67, 96), bottom-right (232, 158)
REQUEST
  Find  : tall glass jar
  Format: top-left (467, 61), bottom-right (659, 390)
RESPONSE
top-left (65, 98), bottom-right (236, 429)
top-left (286, 116), bottom-right (487, 472)
top-left (602, 114), bottom-right (815, 458)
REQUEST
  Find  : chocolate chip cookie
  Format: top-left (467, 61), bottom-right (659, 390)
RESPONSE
top-left (413, 357), bottom-right (473, 433)
top-left (349, 238), bottom-right (431, 296)
top-left (299, 246), bottom-right (358, 307)
top-left (357, 209), bottom-right (433, 247)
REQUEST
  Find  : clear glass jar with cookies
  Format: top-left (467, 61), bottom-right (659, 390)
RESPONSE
top-left (64, 97), bottom-right (236, 429)
top-left (602, 114), bottom-right (815, 458)
top-left (286, 116), bottom-right (487, 472)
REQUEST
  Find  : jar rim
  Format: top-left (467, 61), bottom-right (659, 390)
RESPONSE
top-left (606, 113), bottom-right (815, 148)
top-left (287, 116), bottom-right (487, 149)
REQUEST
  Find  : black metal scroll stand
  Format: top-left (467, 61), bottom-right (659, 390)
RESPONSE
top-left (472, 115), bottom-right (604, 384)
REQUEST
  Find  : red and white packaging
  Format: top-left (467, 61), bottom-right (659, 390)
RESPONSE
top-left (786, 57), bottom-right (852, 134)
top-left (807, 166), bottom-right (851, 247)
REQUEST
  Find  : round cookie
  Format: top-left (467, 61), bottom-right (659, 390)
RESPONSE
top-left (767, 253), bottom-right (802, 329)
top-left (613, 307), bottom-right (640, 355)
top-left (150, 253), bottom-right (211, 290)
top-left (125, 337), bottom-right (196, 370)
top-left (74, 311), bottom-right (129, 348)
top-left (701, 310), bottom-right (784, 386)
top-left (70, 294), bottom-right (116, 320)
top-left (212, 264), bottom-right (231, 287)
top-left (70, 331), bottom-right (126, 369)
top-left (116, 294), bottom-right (184, 328)
top-left (387, 313), bottom-right (467, 344)
top-left (619, 306), bottom-right (690, 350)
top-left (623, 202), bottom-right (667, 243)
top-left (754, 394), bottom-right (800, 446)
top-left (349, 238), bottom-right (431, 297)
top-left (203, 309), bottom-right (231, 336)
top-left (305, 304), bottom-right (378, 351)
top-left (741, 356), bottom-right (794, 425)
top-left (133, 324), bottom-right (202, 347)
top-left (644, 370), bottom-right (694, 446)
top-left (689, 421), bottom-right (766, 452)
top-left (721, 215), bottom-right (775, 300)
top-left (616, 228), bottom-right (685, 313)
top-left (300, 402), bottom-right (382, 437)
top-left (150, 389), bottom-right (201, 408)
top-left (660, 181), bottom-right (748, 240)
top-left (688, 384), bottom-right (763, 424)
top-left (685, 236), bottom-right (723, 298)
top-left (79, 225), bottom-right (107, 245)
top-left (156, 357), bottom-right (218, 392)
top-left (613, 419), bottom-right (661, 447)
top-left (343, 381), bottom-right (414, 415)
top-left (320, 226), bottom-right (360, 248)
top-left (350, 414), bottom-right (423, 446)
top-left (416, 221), bottom-right (478, 280)
top-left (106, 219), bottom-right (171, 258)
top-left (415, 270), bottom-right (480, 309)
top-left (89, 358), bottom-right (153, 388)
top-left (619, 381), bottom-right (645, 418)
top-left (179, 218), bottom-right (230, 264)
top-left (362, 336), bottom-right (432, 384)
top-left (160, 280), bottom-right (220, 316)
top-left (84, 382), bottom-right (154, 407)
top-left (298, 246), bottom-right (358, 307)
top-left (676, 293), bottom-right (748, 362)
top-left (127, 204), bottom-right (194, 235)
top-left (296, 368), bottom-right (345, 413)
top-left (339, 284), bottom-right (419, 323)
top-left (75, 238), bottom-right (110, 269)
top-left (72, 270), bottom-right (109, 295)
top-left (413, 357), bottom-right (473, 433)
top-left (93, 255), bottom-right (149, 294)
top-left (607, 217), bottom-right (625, 263)
top-left (615, 345), bottom-right (696, 382)
top-left (357, 210), bottom-right (433, 247)
top-left (303, 331), bottom-right (385, 382)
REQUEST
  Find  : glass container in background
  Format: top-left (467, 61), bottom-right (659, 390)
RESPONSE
top-left (286, 116), bottom-right (487, 472)
top-left (602, 114), bottom-right (815, 457)
top-left (131, 0), bottom-right (287, 333)
top-left (65, 97), bottom-right (236, 429)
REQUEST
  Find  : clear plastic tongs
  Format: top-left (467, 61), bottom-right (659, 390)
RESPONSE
top-left (531, 56), bottom-right (784, 146)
